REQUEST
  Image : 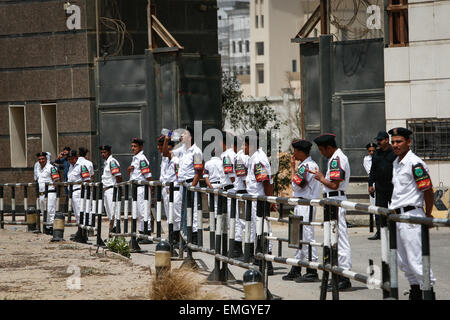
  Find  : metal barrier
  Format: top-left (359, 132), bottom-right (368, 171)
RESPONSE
top-left (1, 179), bottom-right (449, 300)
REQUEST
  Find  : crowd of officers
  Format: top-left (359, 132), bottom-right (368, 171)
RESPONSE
top-left (33, 126), bottom-right (435, 300)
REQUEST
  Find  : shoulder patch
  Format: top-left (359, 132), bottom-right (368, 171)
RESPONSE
top-left (412, 163), bottom-right (432, 191)
top-left (140, 160), bottom-right (150, 174)
top-left (235, 158), bottom-right (247, 177)
top-left (329, 157), bottom-right (345, 181)
top-left (110, 160), bottom-right (120, 175)
top-left (293, 164), bottom-right (308, 188)
top-left (51, 167), bottom-right (60, 180)
top-left (254, 162), bottom-right (269, 182)
top-left (193, 153), bottom-right (203, 170)
top-left (223, 156), bottom-right (233, 173)
top-left (81, 165), bottom-right (90, 179)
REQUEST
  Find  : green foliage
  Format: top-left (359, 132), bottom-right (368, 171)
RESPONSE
top-left (106, 236), bottom-right (131, 258)
top-left (221, 72), bottom-right (282, 132)
top-left (273, 153), bottom-right (292, 196)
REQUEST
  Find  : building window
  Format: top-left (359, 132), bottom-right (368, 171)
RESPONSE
top-left (256, 64), bottom-right (264, 84)
top-left (9, 105), bottom-right (27, 167)
top-left (239, 66), bottom-right (244, 75)
top-left (41, 103), bottom-right (58, 162)
top-left (246, 65), bottom-right (250, 74)
top-left (407, 119), bottom-right (450, 160)
top-left (255, 15), bottom-right (258, 28)
top-left (246, 40), bottom-right (250, 52)
top-left (239, 41), bottom-right (242, 53)
top-left (261, 15), bottom-right (264, 28)
top-left (256, 42), bottom-right (264, 55)
top-left (292, 60), bottom-right (297, 72)
top-left (233, 66), bottom-right (237, 75)
top-left (387, 0), bottom-right (409, 47)
top-left (232, 41), bottom-right (236, 53)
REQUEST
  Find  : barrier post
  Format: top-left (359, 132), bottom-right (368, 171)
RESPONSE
top-left (115, 186), bottom-right (122, 234)
top-left (369, 213), bottom-right (374, 233)
top-left (421, 224), bottom-right (433, 300)
top-left (209, 191), bottom-right (215, 250)
top-left (26, 207), bottom-right (37, 232)
top-left (308, 205), bottom-right (314, 262)
top-left (380, 214), bottom-right (390, 299)
top-left (23, 185), bottom-right (28, 222)
top-left (220, 191), bottom-right (235, 282)
top-left (144, 184), bottom-right (149, 235)
top-left (255, 200), bottom-right (264, 271)
top-left (11, 185), bottom-right (16, 222)
top-left (85, 184), bottom-right (91, 237)
top-left (197, 190), bottom-right (203, 247)
top-left (74, 184), bottom-right (87, 243)
top-left (111, 186), bottom-right (117, 235)
top-left (150, 186), bottom-right (155, 234)
top-left (168, 183), bottom-right (177, 257)
top-left (43, 184), bottom-right (48, 230)
top-left (388, 219), bottom-right (399, 299)
top-left (0, 185), bottom-right (4, 229)
top-left (243, 199), bottom-right (252, 263)
top-left (35, 183), bottom-right (41, 233)
top-left (181, 186), bottom-right (198, 269)
top-left (156, 185), bottom-right (162, 238)
top-left (130, 182), bottom-right (141, 252)
top-left (68, 184), bottom-right (73, 223)
top-left (330, 205), bottom-right (340, 300)
top-left (97, 182), bottom-right (106, 247)
top-left (56, 185), bottom-right (61, 213)
top-left (229, 196), bottom-right (237, 259)
top-left (91, 184), bottom-right (97, 229)
top-left (208, 192), bottom-right (222, 282)
top-left (124, 184), bottom-right (129, 233)
top-left (320, 204), bottom-right (331, 300)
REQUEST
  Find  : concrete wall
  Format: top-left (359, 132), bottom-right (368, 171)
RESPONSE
top-left (384, 0), bottom-right (450, 186)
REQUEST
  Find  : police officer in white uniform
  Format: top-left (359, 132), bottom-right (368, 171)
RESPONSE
top-left (233, 138), bottom-right (249, 259)
top-left (282, 139), bottom-right (321, 282)
top-left (388, 127), bottom-right (436, 300)
top-left (312, 133), bottom-right (352, 290)
top-left (244, 132), bottom-right (275, 275)
top-left (100, 145), bottom-right (122, 233)
top-left (203, 149), bottom-right (224, 218)
top-left (128, 138), bottom-right (153, 244)
top-left (159, 135), bottom-right (182, 247)
top-left (175, 127), bottom-right (203, 245)
top-left (78, 147), bottom-right (94, 228)
top-left (36, 152), bottom-right (60, 234)
top-left (364, 142), bottom-right (377, 207)
top-left (67, 150), bottom-right (91, 240)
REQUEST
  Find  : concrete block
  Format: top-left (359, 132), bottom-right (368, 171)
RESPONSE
top-left (409, 45), bottom-right (434, 81)
top-left (384, 47), bottom-right (410, 82)
top-left (0, 139), bottom-right (11, 168)
top-left (56, 101), bottom-right (93, 133)
top-left (385, 83), bottom-right (411, 120)
top-left (436, 80), bottom-right (450, 117)
top-left (0, 107), bottom-right (9, 135)
top-left (386, 119), bottom-right (407, 132)
top-left (410, 81), bottom-right (437, 118)
top-left (26, 138), bottom-right (42, 168)
top-left (434, 1), bottom-right (450, 40)
top-left (437, 162), bottom-right (450, 187)
top-left (425, 161), bottom-right (440, 188)
top-left (25, 103), bottom-right (42, 135)
top-left (409, 2), bottom-right (434, 42)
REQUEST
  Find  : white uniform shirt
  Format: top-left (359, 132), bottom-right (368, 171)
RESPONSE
top-left (101, 155), bottom-right (121, 187)
top-left (160, 155), bottom-right (180, 187)
top-left (34, 162), bottom-right (40, 181)
top-left (178, 143), bottom-right (203, 182)
top-left (246, 148), bottom-right (273, 195)
top-left (323, 148), bottom-right (351, 194)
top-left (172, 144), bottom-right (186, 159)
top-left (129, 150), bottom-right (152, 181)
top-left (36, 162), bottom-right (59, 192)
top-left (203, 156), bottom-right (224, 184)
top-left (220, 148), bottom-right (236, 188)
top-left (234, 149), bottom-right (249, 191)
top-left (292, 156), bottom-right (321, 199)
top-left (68, 159), bottom-right (91, 187)
top-left (79, 156), bottom-right (94, 177)
top-left (363, 155), bottom-right (372, 175)
top-left (389, 150), bottom-right (433, 210)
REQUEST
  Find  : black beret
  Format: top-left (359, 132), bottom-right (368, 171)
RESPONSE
top-left (388, 127), bottom-right (412, 139)
top-left (292, 139), bottom-right (312, 152)
top-left (375, 131), bottom-right (389, 140)
top-left (366, 142), bottom-right (377, 149)
top-left (99, 145), bottom-right (112, 152)
top-left (78, 147), bottom-right (89, 157)
top-left (313, 133), bottom-right (336, 147)
top-left (36, 152), bottom-right (47, 157)
top-left (131, 137), bottom-right (144, 145)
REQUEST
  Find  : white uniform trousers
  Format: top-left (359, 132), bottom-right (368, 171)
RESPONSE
top-left (329, 195), bottom-right (352, 270)
top-left (234, 198), bottom-right (246, 242)
top-left (397, 208), bottom-right (435, 288)
top-left (162, 186), bottom-right (182, 231)
top-left (293, 205), bottom-right (318, 262)
top-left (137, 186), bottom-right (151, 232)
top-left (250, 200), bottom-right (273, 252)
top-left (72, 189), bottom-right (81, 224)
top-left (103, 188), bottom-right (118, 227)
top-left (40, 192), bottom-right (57, 226)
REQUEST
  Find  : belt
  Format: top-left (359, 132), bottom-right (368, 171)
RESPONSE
top-left (103, 186), bottom-right (114, 191)
top-left (173, 187), bottom-right (180, 191)
top-left (236, 189), bottom-right (247, 194)
top-left (394, 206), bottom-right (420, 214)
top-left (211, 181), bottom-right (221, 184)
top-left (223, 184), bottom-right (234, 191)
top-left (185, 178), bottom-right (194, 183)
top-left (72, 188), bottom-right (81, 192)
top-left (39, 190), bottom-right (56, 196)
top-left (323, 191), bottom-right (345, 198)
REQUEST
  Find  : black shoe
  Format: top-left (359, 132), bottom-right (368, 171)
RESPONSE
top-left (231, 241), bottom-right (243, 259)
top-left (368, 232), bottom-right (380, 240)
top-left (191, 232), bottom-right (198, 245)
top-left (282, 266), bottom-right (302, 281)
top-left (327, 277), bottom-right (352, 291)
top-left (47, 227), bottom-right (53, 235)
top-left (409, 285), bottom-right (423, 300)
top-left (295, 268), bottom-right (320, 283)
